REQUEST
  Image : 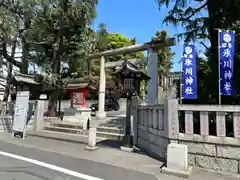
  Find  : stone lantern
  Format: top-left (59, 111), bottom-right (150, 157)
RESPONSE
top-left (115, 60), bottom-right (150, 98)
top-left (114, 60), bottom-right (150, 150)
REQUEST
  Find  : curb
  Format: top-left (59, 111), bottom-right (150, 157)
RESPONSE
top-left (27, 131), bottom-right (125, 150)
top-left (27, 131), bottom-right (119, 145)
top-left (27, 131), bottom-right (91, 145)
top-left (43, 125), bottom-right (125, 140)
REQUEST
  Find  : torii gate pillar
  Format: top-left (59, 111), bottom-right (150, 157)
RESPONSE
top-left (146, 48), bottom-right (158, 104)
top-left (96, 56), bottom-right (106, 119)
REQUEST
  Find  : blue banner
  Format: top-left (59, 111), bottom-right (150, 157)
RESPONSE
top-left (219, 30), bottom-right (235, 96)
top-left (182, 44), bottom-right (197, 99)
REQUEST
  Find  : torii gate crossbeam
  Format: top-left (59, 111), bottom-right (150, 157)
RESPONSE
top-left (88, 38), bottom-right (175, 119)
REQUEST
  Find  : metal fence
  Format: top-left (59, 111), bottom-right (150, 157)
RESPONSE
top-left (0, 101), bottom-right (37, 116)
top-left (0, 101), bottom-right (37, 132)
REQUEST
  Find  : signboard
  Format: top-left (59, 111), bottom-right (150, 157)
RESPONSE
top-left (39, 94), bottom-right (47, 100)
top-left (72, 92), bottom-right (82, 105)
top-left (12, 91), bottom-right (30, 139)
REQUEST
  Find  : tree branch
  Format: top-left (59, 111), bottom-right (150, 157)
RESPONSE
top-left (0, 0), bottom-right (24, 20)
top-left (183, 2), bottom-right (208, 21)
top-left (0, 75), bottom-right (6, 80)
top-left (166, 2), bottom-right (208, 23)
top-left (0, 42), bottom-right (22, 68)
top-left (200, 41), bottom-right (209, 50)
top-left (0, 82), bottom-right (6, 88)
top-left (0, 51), bottom-right (22, 68)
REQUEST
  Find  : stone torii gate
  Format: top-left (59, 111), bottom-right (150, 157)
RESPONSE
top-left (88, 38), bottom-right (175, 119)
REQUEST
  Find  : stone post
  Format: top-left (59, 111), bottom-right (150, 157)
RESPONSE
top-left (34, 100), bottom-right (45, 131)
top-left (132, 96), bottom-right (138, 146)
top-left (146, 48), bottom-right (158, 104)
top-left (164, 98), bottom-right (179, 140)
top-left (85, 127), bottom-right (98, 151)
top-left (162, 143), bottom-right (192, 177)
top-left (96, 56), bottom-right (106, 119)
top-left (162, 99), bottom-right (191, 177)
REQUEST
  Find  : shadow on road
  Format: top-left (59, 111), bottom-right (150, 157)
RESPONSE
top-left (98, 117), bottom-right (126, 129)
top-left (97, 139), bottom-right (122, 149)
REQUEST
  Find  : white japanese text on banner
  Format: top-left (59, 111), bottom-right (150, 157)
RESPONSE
top-left (182, 44), bottom-right (197, 99)
top-left (219, 30), bottom-right (235, 96)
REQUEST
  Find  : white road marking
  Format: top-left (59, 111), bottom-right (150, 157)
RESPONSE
top-left (0, 150), bottom-right (104, 180)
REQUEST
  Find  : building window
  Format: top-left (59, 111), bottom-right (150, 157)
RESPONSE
top-left (123, 79), bottom-right (134, 90)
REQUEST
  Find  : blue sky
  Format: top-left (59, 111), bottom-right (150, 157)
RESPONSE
top-left (92, 0), bottom-right (208, 71)
top-left (92, 0), bottom-right (184, 71)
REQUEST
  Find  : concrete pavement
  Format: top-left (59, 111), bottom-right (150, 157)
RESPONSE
top-left (0, 155), bottom-right (83, 180)
top-left (0, 133), bottom-right (159, 180)
top-left (90, 110), bottom-right (126, 128)
top-left (0, 143), bottom-right (157, 180)
top-left (0, 133), bottom-right (240, 180)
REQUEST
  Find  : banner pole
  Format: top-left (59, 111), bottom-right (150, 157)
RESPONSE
top-left (180, 56), bottom-right (183, 105)
top-left (218, 29), bottom-right (221, 105)
top-left (180, 44), bottom-right (184, 105)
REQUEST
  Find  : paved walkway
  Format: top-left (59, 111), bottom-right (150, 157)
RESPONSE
top-left (0, 133), bottom-right (239, 180)
top-left (90, 110), bottom-right (126, 128)
top-left (0, 141), bottom-right (156, 180)
top-left (46, 110), bottom-right (127, 129)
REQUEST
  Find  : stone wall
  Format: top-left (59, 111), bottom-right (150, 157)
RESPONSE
top-left (0, 116), bottom-right (12, 132)
top-left (137, 125), bottom-right (168, 159)
top-left (177, 133), bottom-right (240, 174)
top-left (136, 103), bottom-right (168, 160)
top-left (175, 103), bottom-right (240, 173)
top-left (135, 99), bottom-right (240, 174)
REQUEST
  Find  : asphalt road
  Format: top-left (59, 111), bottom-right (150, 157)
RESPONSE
top-left (0, 155), bottom-right (81, 180)
top-left (0, 140), bottom-right (157, 180)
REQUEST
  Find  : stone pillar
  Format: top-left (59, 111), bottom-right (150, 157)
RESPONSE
top-left (132, 96), bottom-right (138, 146)
top-left (85, 127), bottom-right (98, 151)
top-left (162, 143), bottom-right (192, 177)
top-left (34, 100), bottom-right (45, 131)
top-left (118, 98), bottom-right (127, 110)
top-left (146, 48), bottom-right (158, 104)
top-left (164, 98), bottom-right (179, 139)
top-left (96, 56), bottom-right (106, 119)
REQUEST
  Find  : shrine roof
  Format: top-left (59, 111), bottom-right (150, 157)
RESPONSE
top-left (114, 60), bottom-right (150, 80)
top-left (115, 60), bottom-right (140, 73)
top-left (13, 73), bottom-right (39, 85)
top-left (63, 83), bottom-right (96, 90)
top-left (105, 57), bottom-right (147, 68)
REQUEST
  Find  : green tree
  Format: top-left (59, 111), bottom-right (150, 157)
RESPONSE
top-left (107, 33), bottom-right (143, 62)
top-left (151, 30), bottom-right (175, 79)
top-left (0, 0), bottom-right (40, 74)
top-left (70, 23), bottom-right (109, 78)
top-left (0, 2), bottom-right (23, 101)
top-left (33, 0), bottom-right (98, 115)
top-left (90, 31), bottom-right (145, 76)
top-left (150, 30), bottom-right (175, 100)
top-left (0, 0), bottom-right (99, 114)
top-left (156, 0), bottom-right (240, 104)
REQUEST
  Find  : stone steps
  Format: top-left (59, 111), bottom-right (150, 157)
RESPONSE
top-left (97, 126), bottom-right (125, 134)
top-left (44, 125), bottom-right (124, 140)
top-left (47, 121), bottom-right (125, 134)
top-left (44, 126), bottom-right (86, 135)
top-left (50, 122), bottom-right (83, 129)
